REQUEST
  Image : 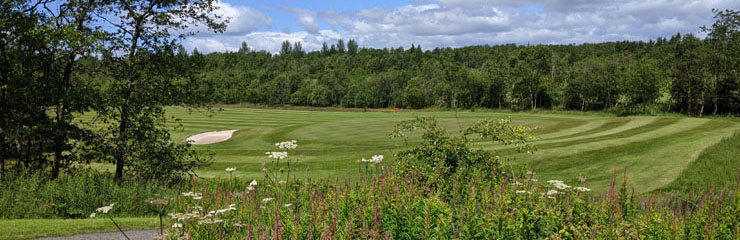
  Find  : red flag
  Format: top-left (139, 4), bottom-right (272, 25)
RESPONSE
top-left (393, 107), bottom-right (399, 111)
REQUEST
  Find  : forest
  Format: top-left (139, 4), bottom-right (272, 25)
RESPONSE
top-left (180, 14), bottom-right (740, 116)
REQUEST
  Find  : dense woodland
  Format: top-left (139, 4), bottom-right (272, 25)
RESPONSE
top-left (181, 11), bottom-right (740, 116)
top-left (1, 0), bottom-right (739, 181)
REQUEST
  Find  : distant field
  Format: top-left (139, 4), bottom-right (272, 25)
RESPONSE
top-left (80, 107), bottom-right (740, 194)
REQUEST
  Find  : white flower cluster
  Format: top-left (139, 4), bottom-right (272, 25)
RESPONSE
top-left (574, 186), bottom-right (591, 192)
top-left (247, 179), bottom-right (257, 191)
top-left (546, 190), bottom-right (559, 197)
top-left (96, 203), bottom-right (115, 214)
top-left (266, 151), bottom-right (288, 160)
top-left (547, 180), bottom-right (571, 190)
top-left (275, 140), bottom-right (298, 149)
top-left (262, 197), bottom-right (274, 203)
top-left (361, 155), bottom-right (384, 164)
top-left (169, 212), bottom-right (199, 221)
top-left (209, 204), bottom-right (237, 216)
top-left (516, 190), bottom-right (530, 194)
top-left (225, 167), bottom-right (236, 173)
top-left (198, 218), bottom-right (224, 225)
top-left (182, 192), bottom-right (203, 200)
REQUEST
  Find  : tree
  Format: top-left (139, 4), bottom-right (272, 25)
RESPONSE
top-left (347, 39), bottom-right (359, 56)
top-left (238, 41), bottom-right (250, 54)
top-left (48, 0), bottom-right (104, 179)
top-left (701, 9), bottom-right (740, 114)
top-left (100, 0), bottom-right (226, 181)
top-left (337, 39), bottom-right (346, 54)
top-left (280, 40), bottom-right (292, 56)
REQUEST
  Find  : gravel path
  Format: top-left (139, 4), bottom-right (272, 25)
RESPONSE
top-left (34, 230), bottom-right (158, 240)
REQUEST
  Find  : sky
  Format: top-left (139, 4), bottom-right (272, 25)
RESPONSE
top-left (183, 0), bottom-right (740, 53)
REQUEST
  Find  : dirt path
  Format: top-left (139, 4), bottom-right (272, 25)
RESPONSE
top-left (33, 230), bottom-right (158, 240)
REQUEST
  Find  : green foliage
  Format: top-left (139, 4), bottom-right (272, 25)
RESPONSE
top-left (162, 167), bottom-right (740, 239)
top-left (0, 170), bottom-right (171, 219)
top-left (390, 117), bottom-right (535, 193)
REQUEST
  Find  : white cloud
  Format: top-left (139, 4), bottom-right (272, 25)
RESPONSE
top-left (185, 0), bottom-right (740, 53)
top-left (216, 2), bottom-right (273, 35)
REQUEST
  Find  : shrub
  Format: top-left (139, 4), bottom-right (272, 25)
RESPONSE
top-left (0, 170), bottom-right (173, 219)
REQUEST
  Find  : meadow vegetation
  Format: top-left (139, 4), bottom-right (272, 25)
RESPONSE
top-left (2, 1), bottom-right (740, 238)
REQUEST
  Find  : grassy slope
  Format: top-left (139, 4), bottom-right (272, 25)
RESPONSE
top-left (77, 107), bottom-right (739, 193)
top-left (660, 130), bottom-right (740, 193)
top-left (0, 217), bottom-right (159, 240)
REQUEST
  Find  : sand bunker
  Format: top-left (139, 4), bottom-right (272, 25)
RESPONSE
top-left (186, 130), bottom-right (238, 145)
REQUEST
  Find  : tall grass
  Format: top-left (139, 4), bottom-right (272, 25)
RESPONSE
top-left (165, 169), bottom-right (740, 239)
top-left (662, 130), bottom-right (740, 194)
top-left (0, 170), bottom-right (174, 219)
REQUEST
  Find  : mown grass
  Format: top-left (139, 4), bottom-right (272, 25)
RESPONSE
top-left (661, 130), bottom-right (740, 194)
top-left (0, 217), bottom-right (159, 240)
top-left (75, 107), bottom-right (739, 193)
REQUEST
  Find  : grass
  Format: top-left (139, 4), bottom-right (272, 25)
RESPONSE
top-left (661, 130), bottom-right (740, 194)
top-left (76, 106), bottom-right (739, 194)
top-left (7, 106), bottom-right (740, 238)
top-left (0, 217), bottom-right (159, 240)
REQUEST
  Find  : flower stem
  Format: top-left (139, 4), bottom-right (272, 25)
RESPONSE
top-left (107, 214), bottom-right (131, 240)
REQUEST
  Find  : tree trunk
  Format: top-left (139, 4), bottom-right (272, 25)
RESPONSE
top-left (115, 18), bottom-right (142, 182)
top-left (0, 39), bottom-right (6, 177)
top-left (52, 52), bottom-right (76, 179)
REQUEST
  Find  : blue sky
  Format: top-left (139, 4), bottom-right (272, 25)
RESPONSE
top-left (221, 0), bottom-right (409, 33)
top-left (185, 0), bottom-right (740, 53)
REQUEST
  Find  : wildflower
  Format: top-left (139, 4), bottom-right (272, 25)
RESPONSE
top-left (225, 167), bottom-right (236, 172)
top-left (172, 223), bottom-right (182, 228)
top-left (574, 187), bottom-right (591, 192)
top-left (361, 155), bottom-right (384, 164)
top-left (371, 155), bottom-right (383, 163)
top-left (275, 140), bottom-right (298, 149)
top-left (89, 213), bottom-right (96, 218)
top-left (182, 192), bottom-right (203, 200)
top-left (528, 178), bottom-right (538, 182)
top-left (284, 203), bottom-right (292, 207)
top-left (198, 218), bottom-right (223, 225)
top-left (527, 170), bottom-right (536, 175)
top-left (516, 190), bottom-right (530, 194)
top-left (512, 181), bottom-right (522, 186)
top-left (96, 203), bottom-right (115, 213)
top-left (278, 180), bottom-right (286, 184)
top-left (266, 151), bottom-right (288, 160)
top-left (546, 190), bottom-right (559, 196)
top-left (547, 180), bottom-right (571, 190)
top-left (262, 197), bottom-right (274, 203)
top-left (233, 222), bottom-right (244, 227)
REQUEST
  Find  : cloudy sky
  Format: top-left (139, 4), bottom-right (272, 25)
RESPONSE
top-left (184, 0), bottom-right (740, 53)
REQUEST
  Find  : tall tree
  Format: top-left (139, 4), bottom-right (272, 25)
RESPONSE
top-left (101, 0), bottom-right (226, 181)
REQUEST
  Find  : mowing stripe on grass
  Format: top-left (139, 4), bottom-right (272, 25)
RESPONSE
top-left (524, 119), bottom-right (738, 193)
top-left (545, 118), bottom-right (631, 141)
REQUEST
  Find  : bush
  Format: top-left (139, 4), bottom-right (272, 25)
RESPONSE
top-left (0, 170), bottom-right (174, 219)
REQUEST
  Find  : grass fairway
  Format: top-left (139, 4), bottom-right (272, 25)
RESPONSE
top-left (0, 217), bottom-right (159, 240)
top-left (81, 107), bottom-right (740, 194)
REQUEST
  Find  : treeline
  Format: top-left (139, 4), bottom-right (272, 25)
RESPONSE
top-left (180, 10), bottom-right (740, 115)
top-left (0, 0), bottom-right (224, 181)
